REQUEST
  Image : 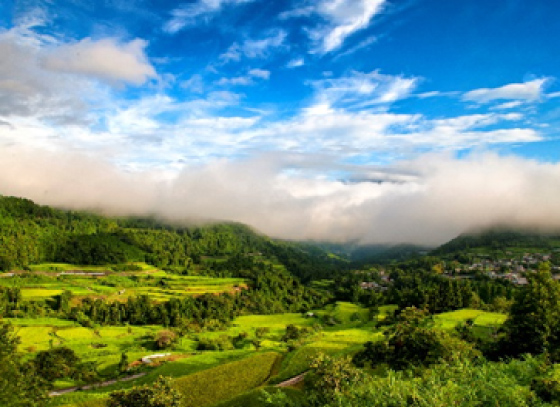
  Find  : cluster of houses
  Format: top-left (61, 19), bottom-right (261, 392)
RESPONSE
top-left (444, 252), bottom-right (560, 286)
top-left (359, 253), bottom-right (560, 289)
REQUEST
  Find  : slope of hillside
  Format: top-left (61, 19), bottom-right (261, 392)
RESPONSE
top-left (431, 227), bottom-right (560, 257)
top-left (0, 195), bottom-right (347, 281)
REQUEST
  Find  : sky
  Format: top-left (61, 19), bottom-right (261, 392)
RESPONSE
top-left (1, 0), bottom-right (560, 245)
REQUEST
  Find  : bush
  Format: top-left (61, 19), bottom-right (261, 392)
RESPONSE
top-left (155, 330), bottom-right (178, 350)
top-left (108, 376), bottom-right (182, 407)
top-left (353, 307), bottom-right (480, 370)
top-left (197, 335), bottom-right (234, 351)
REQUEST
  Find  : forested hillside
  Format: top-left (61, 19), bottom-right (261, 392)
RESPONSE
top-left (432, 227), bottom-right (560, 256)
top-left (0, 195), bottom-right (346, 281)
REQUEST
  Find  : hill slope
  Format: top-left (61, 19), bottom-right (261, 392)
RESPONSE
top-left (0, 195), bottom-right (347, 281)
top-left (431, 227), bottom-right (560, 257)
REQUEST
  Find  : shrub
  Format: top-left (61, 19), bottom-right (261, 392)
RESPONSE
top-left (197, 335), bottom-right (234, 351)
top-left (155, 330), bottom-right (178, 350)
top-left (108, 376), bottom-right (182, 407)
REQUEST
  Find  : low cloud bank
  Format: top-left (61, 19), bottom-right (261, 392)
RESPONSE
top-left (1, 147), bottom-right (559, 246)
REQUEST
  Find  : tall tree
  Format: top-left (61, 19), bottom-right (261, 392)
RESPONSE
top-left (0, 322), bottom-right (48, 407)
top-left (502, 262), bottom-right (560, 357)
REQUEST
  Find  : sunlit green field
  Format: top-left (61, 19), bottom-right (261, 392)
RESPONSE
top-left (434, 309), bottom-right (507, 330)
top-left (1, 263), bottom-right (247, 302)
top-left (7, 298), bottom-right (509, 407)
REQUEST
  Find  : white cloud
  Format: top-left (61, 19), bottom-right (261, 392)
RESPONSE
top-left (181, 74), bottom-right (205, 93)
top-left (42, 37), bottom-right (157, 86)
top-left (462, 78), bottom-right (550, 104)
top-left (164, 0), bottom-right (255, 34)
top-left (490, 100), bottom-right (524, 110)
top-left (287, 58), bottom-right (304, 68)
top-left (310, 70), bottom-right (418, 109)
top-left (2, 148), bottom-right (560, 245)
top-left (0, 27), bottom-right (110, 123)
top-left (288, 0), bottom-right (386, 53)
top-left (220, 31), bottom-right (287, 62)
top-left (215, 68), bottom-right (270, 86)
top-left (248, 68), bottom-right (270, 80)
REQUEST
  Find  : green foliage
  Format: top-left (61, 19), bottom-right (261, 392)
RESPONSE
top-left (172, 352), bottom-right (279, 407)
top-left (501, 263), bottom-right (560, 357)
top-left (281, 324), bottom-right (312, 342)
top-left (197, 335), bottom-right (234, 351)
top-left (432, 227), bottom-right (560, 255)
top-left (56, 234), bottom-right (145, 266)
top-left (0, 321), bottom-right (49, 407)
top-left (0, 195), bottom-right (346, 283)
top-left (354, 307), bottom-right (480, 369)
top-left (154, 330), bottom-right (178, 350)
top-left (118, 352), bottom-right (129, 374)
top-left (108, 376), bottom-right (182, 407)
top-left (305, 354), bottom-right (365, 400)
top-left (297, 357), bottom-right (549, 407)
top-left (33, 346), bottom-right (81, 382)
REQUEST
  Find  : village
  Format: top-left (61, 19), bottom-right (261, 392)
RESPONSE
top-left (359, 252), bottom-right (560, 290)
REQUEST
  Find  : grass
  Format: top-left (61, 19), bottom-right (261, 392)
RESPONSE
top-left (213, 386), bottom-right (305, 407)
top-left (434, 309), bottom-right (507, 331)
top-left (173, 352), bottom-right (279, 407)
top-left (271, 345), bottom-right (345, 384)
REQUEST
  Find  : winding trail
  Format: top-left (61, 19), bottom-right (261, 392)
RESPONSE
top-left (275, 372), bottom-right (308, 388)
top-left (49, 373), bottom-right (147, 396)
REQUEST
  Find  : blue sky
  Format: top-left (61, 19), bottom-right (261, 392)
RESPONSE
top-left (0, 0), bottom-right (559, 244)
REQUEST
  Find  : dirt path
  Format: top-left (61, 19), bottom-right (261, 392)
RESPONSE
top-left (275, 372), bottom-right (307, 388)
top-left (49, 373), bottom-right (147, 396)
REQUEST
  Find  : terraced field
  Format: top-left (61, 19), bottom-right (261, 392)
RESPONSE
top-left (1, 263), bottom-right (247, 302)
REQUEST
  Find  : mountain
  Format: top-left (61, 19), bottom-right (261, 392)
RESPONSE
top-left (315, 241), bottom-right (429, 266)
top-left (0, 195), bottom-right (348, 281)
top-left (431, 226), bottom-right (560, 257)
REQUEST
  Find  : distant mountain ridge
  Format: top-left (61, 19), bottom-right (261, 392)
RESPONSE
top-left (431, 227), bottom-right (560, 256)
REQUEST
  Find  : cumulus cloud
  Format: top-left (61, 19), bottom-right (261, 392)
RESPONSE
top-left (42, 38), bottom-right (157, 86)
top-left (1, 147), bottom-right (560, 246)
top-left (462, 78), bottom-right (550, 104)
top-left (164, 0), bottom-right (255, 34)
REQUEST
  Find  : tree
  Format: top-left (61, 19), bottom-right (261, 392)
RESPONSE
top-left (118, 352), bottom-right (129, 374)
top-left (0, 322), bottom-right (48, 406)
top-left (305, 354), bottom-right (364, 403)
top-left (32, 346), bottom-right (81, 382)
top-left (154, 330), bottom-right (177, 350)
top-left (354, 307), bottom-right (479, 369)
top-left (108, 376), bottom-right (182, 407)
top-left (501, 262), bottom-right (560, 357)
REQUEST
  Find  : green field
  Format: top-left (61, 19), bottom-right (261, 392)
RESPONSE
top-left (1, 263), bottom-right (247, 303)
top-left (6, 297), bottom-right (509, 407)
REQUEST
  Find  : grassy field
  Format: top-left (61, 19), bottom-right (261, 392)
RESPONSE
top-left (173, 352), bottom-right (279, 407)
top-left (8, 299), bottom-right (509, 407)
top-left (434, 309), bottom-right (507, 330)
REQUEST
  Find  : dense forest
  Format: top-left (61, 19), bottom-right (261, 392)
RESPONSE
top-left (0, 195), bottom-right (346, 281)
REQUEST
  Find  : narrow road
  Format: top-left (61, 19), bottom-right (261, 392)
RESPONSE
top-left (276, 372), bottom-right (307, 388)
top-left (49, 373), bottom-right (147, 396)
